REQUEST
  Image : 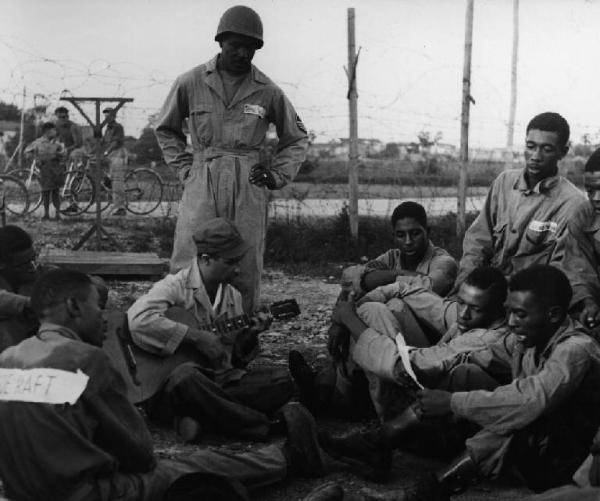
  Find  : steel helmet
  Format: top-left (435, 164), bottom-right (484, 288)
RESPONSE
top-left (215, 6), bottom-right (263, 48)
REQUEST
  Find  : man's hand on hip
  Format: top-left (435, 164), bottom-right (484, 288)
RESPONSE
top-left (249, 164), bottom-right (277, 189)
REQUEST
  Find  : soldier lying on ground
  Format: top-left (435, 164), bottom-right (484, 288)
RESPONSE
top-left (290, 267), bottom-right (508, 475)
top-left (0, 268), bottom-right (327, 501)
top-left (318, 265), bottom-right (600, 499)
top-left (127, 217), bottom-right (295, 442)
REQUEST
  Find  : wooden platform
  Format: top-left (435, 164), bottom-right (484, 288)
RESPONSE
top-left (38, 249), bottom-right (168, 278)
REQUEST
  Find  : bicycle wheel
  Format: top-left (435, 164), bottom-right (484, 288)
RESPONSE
top-left (7, 168), bottom-right (42, 213)
top-left (84, 175), bottom-right (112, 213)
top-left (59, 169), bottom-right (95, 216)
top-left (0, 174), bottom-right (29, 216)
top-left (125, 168), bottom-right (163, 215)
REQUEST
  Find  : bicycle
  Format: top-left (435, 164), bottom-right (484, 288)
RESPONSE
top-left (76, 155), bottom-right (165, 215)
top-left (0, 174), bottom-right (30, 217)
top-left (9, 158), bottom-right (95, 216)
top-left (10, 155), bottom-right (165, 216)
top-left (8, 159), bottom-right (42, 214)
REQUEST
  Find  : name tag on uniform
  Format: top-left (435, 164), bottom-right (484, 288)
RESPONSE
top-left (0, 368), bottom-right (89, 405)
top-left (528, 220), bottom-right (558, 233)
top-left (243, 104), bottom-right (266, 119)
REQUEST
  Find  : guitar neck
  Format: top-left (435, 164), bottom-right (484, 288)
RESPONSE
top-left (197, 311), bottom-right (260, 335)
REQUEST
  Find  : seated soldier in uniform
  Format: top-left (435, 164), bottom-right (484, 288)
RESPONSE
top-left (0, 225), bottom-right (45, 352)
top-left (127, 217), bottom-right (294, 442)
top-left (340, 202), bottom-right (458, 351)
top-left (0, 268), bottom-right (327, 501)
top-left (563, 147), bottom-right (600, 331)
top-left (322, 265), bottom-right (600, 498)
top-left (0, 225), bottom-right (108, 353)
top-left (291, 268), bottom-right (508, 445)
top-left (360, 201), bottom-right (458, 297)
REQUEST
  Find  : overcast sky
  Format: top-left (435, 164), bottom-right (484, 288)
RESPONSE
top-left (1, 0), bottom-right (600, 149)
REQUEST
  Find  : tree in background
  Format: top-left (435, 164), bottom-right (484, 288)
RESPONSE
top-left (0, 100), bottom-right (36, 162)
top-left (416, 130), bottom-right (443, 176)
top-left (0, 102), bottom-right (20, 121)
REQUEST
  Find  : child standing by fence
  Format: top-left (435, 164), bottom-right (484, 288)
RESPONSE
top-left (24, 122), bottom-right (66, 220)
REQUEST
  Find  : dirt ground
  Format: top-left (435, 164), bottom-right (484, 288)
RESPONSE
top-left (4, 216), bottom-right (533, 500)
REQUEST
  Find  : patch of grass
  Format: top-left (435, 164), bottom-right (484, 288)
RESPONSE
top-left (265, 208), bottom-right (476, 274)
top-left (86, 209), bottom-right (474, 277)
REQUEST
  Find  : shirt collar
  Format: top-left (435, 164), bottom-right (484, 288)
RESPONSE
top-left (513, 169), bottom-right (560, 194)
top-left (537, 316), bottom-right (579, 360)
top-left (206, 54), bottom-right (269, 85)
top-left (186, 258), bottom-right (226, 311)
top-left (400, 240), bottom-right (434, 270)
top-left (37, 322), bottom-right (82, 342)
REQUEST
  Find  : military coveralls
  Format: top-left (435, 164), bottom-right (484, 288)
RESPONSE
top-left (449, 318), bottom-right (600, 492)
top-left (127, 259), bottom-right (293, 438)
top-left (0, 323), bottom-right (288, 501)
top-left (351, 242), bottom-right (458, 347)
top-left (457, 169), bottom-right (588, 286)
top-left (327, 278), bottom-right (503, 420)
top-left (155, 55), bottom-right (308, 312)
top-left (563, 207), bottom-right (600, 307)
top-left (350, 280), bottom-right (508, 416)
top-left (362, 241), bottom-right (458, 297)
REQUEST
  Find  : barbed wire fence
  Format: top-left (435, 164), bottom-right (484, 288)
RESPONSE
top-left (1, 35), bottom-right (598, 224)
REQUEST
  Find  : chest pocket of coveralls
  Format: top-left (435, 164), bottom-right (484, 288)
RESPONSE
top-left (240, 103), bottom-right (267, 146)
top-left (190, 104), bottom-right (214, 146)
top-left (523, 220), bottom-right (558, 258)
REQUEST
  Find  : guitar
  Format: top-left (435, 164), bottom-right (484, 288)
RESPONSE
top-left (103, 299), bottom-right (300, 404)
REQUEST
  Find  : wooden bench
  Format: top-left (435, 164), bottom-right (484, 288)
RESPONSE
top-left (38, 249), bottom-right (168, 278)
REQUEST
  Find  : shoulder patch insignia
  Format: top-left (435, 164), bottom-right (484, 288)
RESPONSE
top-left (295, 114), bottom-right (307, 134)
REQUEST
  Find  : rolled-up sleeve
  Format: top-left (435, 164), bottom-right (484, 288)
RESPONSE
top-left (450, 339), bottom-right (591, 434)
top-left (268, 91), bottom-right (308, 189)
top-left (154, 76), bottom-right (194, 175)
top-left (127, 274), bottom-right (189, 356)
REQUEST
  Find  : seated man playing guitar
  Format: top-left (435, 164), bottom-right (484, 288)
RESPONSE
top-left (126, 217), bottom-right (295, 442)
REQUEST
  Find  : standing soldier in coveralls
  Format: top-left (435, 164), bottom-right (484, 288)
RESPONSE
top-left (154, 5), bottom-right (308, 313)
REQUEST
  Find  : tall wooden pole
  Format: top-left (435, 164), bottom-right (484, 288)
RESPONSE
top-left (18, 87), bottom-right (26, 169)
top-left (347, 7), bottom-right (359, 240)
top-left (457, 0), bottom-right (474, 238)
top-left (505, 0), bottom-right (519, 169)
top-left (61, 96), bottom-right (132, 250)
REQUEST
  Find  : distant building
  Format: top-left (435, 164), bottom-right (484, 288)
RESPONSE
top-left (427, 142), bottom-right (458, 158)
top-left (331, 138), bottom-right (385, 158)
top-left (469, 147), bottom-right (507, 162)
top-left (308, 141), bottom-right (336, 158)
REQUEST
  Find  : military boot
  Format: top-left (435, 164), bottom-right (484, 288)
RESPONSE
top-left (319, 428), bottom-right (393, 481)
top-left (282, 402), bottom-right (325, 478)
